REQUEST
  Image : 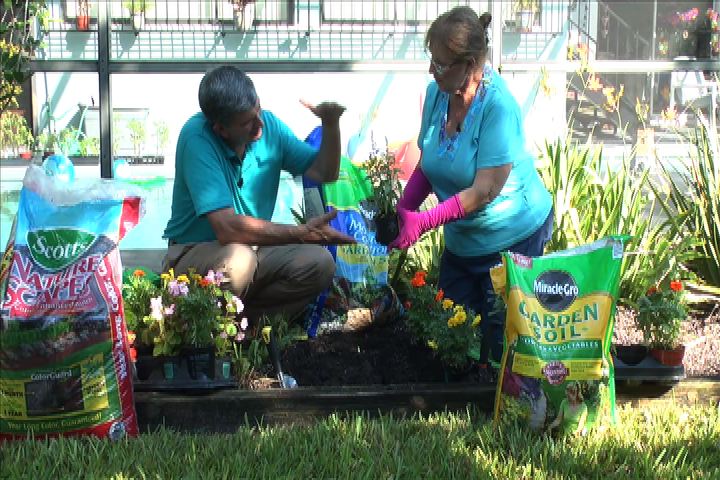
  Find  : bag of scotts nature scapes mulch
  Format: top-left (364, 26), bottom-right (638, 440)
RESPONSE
top-left (0, 165), bottom-right (143, 440)
top-left (491, 236), bottom-right (627, 435)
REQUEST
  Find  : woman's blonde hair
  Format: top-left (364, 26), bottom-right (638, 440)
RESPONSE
top-left (424, 7), bottom-right (492, 64)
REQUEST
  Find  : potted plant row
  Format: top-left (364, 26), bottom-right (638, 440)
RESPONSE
top-left (614, 278), bottom-right (688, 371)
top-left (123, 268), bottom-right (248, 387)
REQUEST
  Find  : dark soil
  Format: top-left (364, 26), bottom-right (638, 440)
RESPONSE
top-left (282, 319), bottom-right (456, 386)
top-left (279, 304), bottom-right (720, 387)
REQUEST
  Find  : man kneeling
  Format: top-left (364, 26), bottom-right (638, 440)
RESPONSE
top-left (163, 66), bottom-right (355, 323)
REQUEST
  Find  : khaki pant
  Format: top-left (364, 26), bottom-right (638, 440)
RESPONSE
top-left (162, 242), bottom-right (334, 322)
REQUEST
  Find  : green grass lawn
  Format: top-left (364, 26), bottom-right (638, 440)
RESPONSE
top-left (2, 403), bottom-right (718, 479)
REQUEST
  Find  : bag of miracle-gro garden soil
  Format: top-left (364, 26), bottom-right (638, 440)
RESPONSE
top-left (0, 165), bottom-right (143, 440)
top-left (491, 236), bottom-right (627, 435)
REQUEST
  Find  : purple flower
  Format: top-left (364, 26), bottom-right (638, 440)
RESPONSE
top-left (168, 280), bottom-right (189, 297)
top-left (220, 332), bottom-right (228, 339)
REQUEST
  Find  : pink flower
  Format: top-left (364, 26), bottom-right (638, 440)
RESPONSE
top-left (164, 304), bottom-right (176, 316)
top-left (240, 317), bottom-right (248, 330)
top-left (235, 332), bottom-right (245, 342)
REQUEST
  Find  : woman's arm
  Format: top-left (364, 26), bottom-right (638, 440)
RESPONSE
top-left (457, 163), bottom-right (512, 214)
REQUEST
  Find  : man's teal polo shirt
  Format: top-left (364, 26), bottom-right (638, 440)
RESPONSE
top-left (164, 111), bottom-right (317, 243)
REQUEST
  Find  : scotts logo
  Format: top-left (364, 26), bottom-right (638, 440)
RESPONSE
top-left (533, 270), bottom-right (578, 312)
top-left (542, 361), bottom-right (569, 385)
top-left (27, 229), bottom-right (97, 270)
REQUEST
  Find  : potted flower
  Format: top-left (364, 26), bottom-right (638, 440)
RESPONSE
top-left (123, 267), bottom-right (245, 381)
top-left (362, 141), bottom-right (402, 246)
top-left (404, 271), bottom-right (482, 373)
top-left (636, 280), bottom-right (687, 366)
top-left (76, 0), bottom-right (90, 31)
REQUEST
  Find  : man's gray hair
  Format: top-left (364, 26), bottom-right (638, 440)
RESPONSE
top-left (198, 66), bottom-right (258, 126)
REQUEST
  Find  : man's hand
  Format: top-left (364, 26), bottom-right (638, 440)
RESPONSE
top-left (300, 100), bottom-right (346, 125)
top-left (300, 210), bottom-right (356, 245)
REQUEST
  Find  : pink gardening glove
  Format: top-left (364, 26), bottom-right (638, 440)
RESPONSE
top-left (389, 194), bottom-right (466, 250)
top-left (398, 166), bottom-right (433, 211)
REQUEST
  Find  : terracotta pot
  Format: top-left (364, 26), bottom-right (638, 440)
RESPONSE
top-left (614, 344), bottom-right (648, 366)
top-left (374, 212), bottom-right (399, 246)
top-left (77, 15), bottom-right (89, 31)
top-left (649, 345), bottom-right (685, 366)
top-left (19, 151), bottom-right (32, 160)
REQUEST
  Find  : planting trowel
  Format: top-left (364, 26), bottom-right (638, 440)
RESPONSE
top-left (262, 326), bottom-right (297, 388)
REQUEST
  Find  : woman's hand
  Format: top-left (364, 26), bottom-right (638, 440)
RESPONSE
top-left (388, 208), bottom-right (425, 250)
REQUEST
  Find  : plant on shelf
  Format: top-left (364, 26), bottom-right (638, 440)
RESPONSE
top-left (403, 270), bottom-right (482, 370)
top-left (0, 1), bottom-right (47, 112)
top-left (514, 0), bottom-right (539, 31)
top-left (231, 0), bottom-right (256, 30)
top-left (153, 120), bottom-right (169, 156)
top-left (122, 0), bottom-right (152, 32)
top-left (76, 0), bottom-right (90, 31)
top-left (126, 118), bottom-right (146, 157)
top-left (362, 140), bottom-right (402, 246)
top-left (636, 278), bottom-right (687, 366)
top-left (0, 111), bottom-right (34, 158)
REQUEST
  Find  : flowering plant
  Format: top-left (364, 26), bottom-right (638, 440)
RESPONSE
top-left (363, 140), bottom-right (402, 217)
top-left (122, 268), bottom-right (247, 357)
top-left (404, 271), bottom-right (482, 369)
top-left (636, 279), bottom-right (687, 350)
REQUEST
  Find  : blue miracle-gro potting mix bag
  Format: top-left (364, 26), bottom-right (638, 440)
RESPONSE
top-left (491, 236), bottom-right (627, 435)
top-left (0, 165), bottom-right (143, 441)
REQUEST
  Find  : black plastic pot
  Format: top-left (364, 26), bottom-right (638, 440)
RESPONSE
top-left (183, 346), bottom-right (215, 380)
top-left (614, 344), bottom-right (648, 366)
top-left (374, 212), bottom-right (399, 246)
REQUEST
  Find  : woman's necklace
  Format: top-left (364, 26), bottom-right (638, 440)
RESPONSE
top-left (437, 64), bottom-right (493, 159)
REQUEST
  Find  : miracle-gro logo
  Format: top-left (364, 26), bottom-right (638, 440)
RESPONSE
top-left (27, 229), bottom-right (97, 271)
top-left (533, 270), bottom-right (578, 312)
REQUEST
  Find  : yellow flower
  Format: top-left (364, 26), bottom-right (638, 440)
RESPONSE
top-left (160, 273), bottom-right (170, 281)
top-left (192, 274), bottom-right (203, 283)
top-left (442, 299), bottom-right (454, 310)
top-left (176, 274), bottom-right (190, 284)
top-left (453, 305), bottom-right (465, 314)
top-left (454, 311), bottom-right (467, 324)
top-left (472, 314), bottom-right (482, 327)
top-left (427, 340), bottom-right (438, 350)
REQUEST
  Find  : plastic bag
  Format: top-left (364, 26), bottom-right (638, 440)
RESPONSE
top-left (492, 236), bottom-right (627, 435)
top-left (0, 165), bottom-right (143, 440)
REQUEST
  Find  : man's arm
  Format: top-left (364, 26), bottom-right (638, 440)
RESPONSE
top-left (300, 101), bottom-right (345, 183)
top-left (207, 208), bottom-right (355, 246)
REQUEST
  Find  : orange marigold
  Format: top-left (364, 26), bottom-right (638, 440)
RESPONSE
top-left (669, 280), bottom-right (683, 292)
top-left (435, 289), bottom-right (444, 302)
top-left (133, 269), bottom-right (145, 277)
top-left (199, 278), bottom-right (212, 287)
top-left (411, 271), bottom-right (427, 287)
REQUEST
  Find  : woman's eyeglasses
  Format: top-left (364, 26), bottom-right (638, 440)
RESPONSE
top-left (426, 51), bottom-right (462, 76)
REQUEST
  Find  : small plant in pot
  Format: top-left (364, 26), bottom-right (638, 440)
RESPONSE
top-left (636, 280), bottom-right (687, 366)
top-left (362, 141), bottom-right (402, 246)
top-left (122, 267), bottom-right (244, 381)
